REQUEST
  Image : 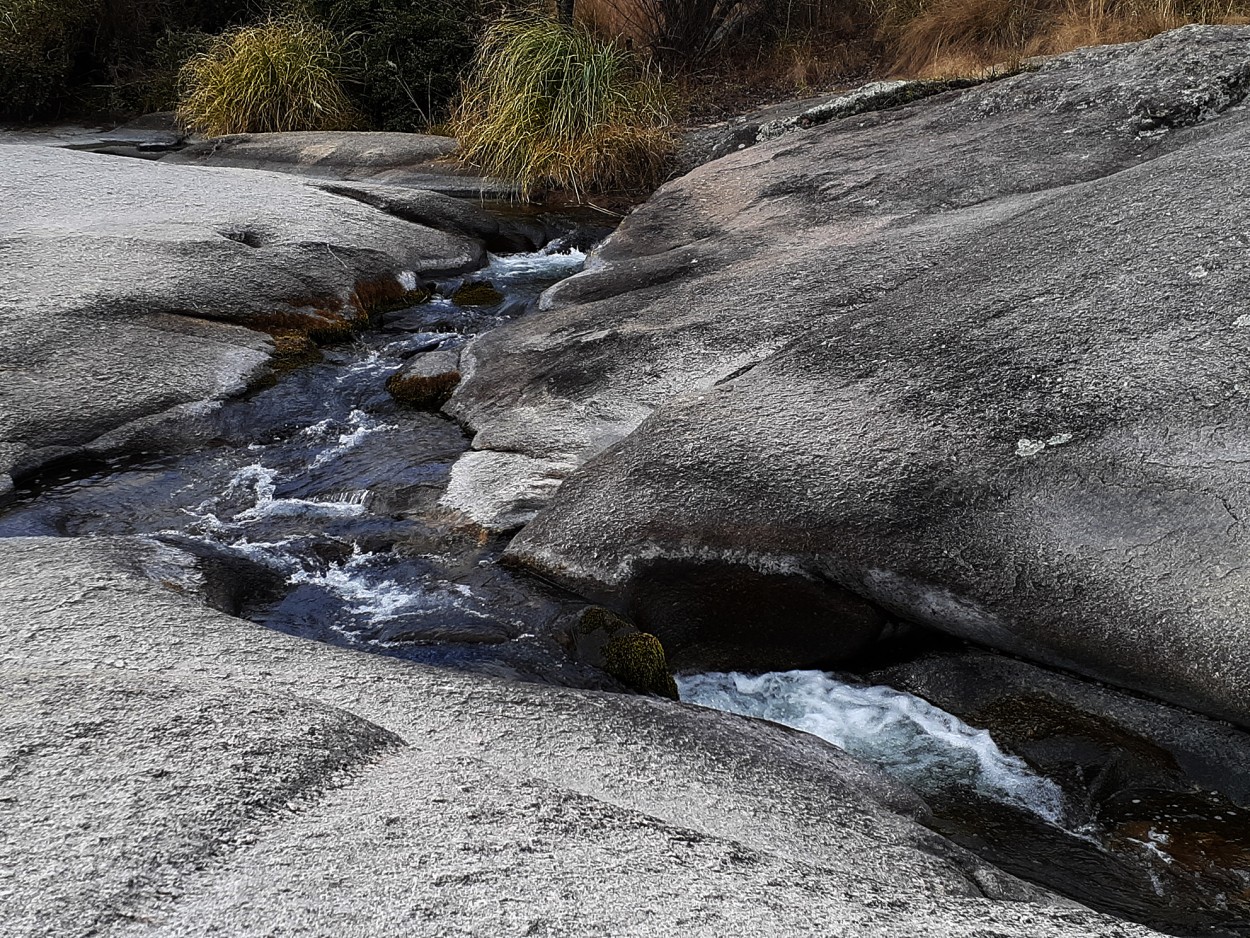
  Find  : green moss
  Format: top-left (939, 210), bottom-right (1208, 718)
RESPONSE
top-left (603, 632), bottom-right (679, 700)
top-left (577, 605), bottom-right (631, 637)
top-left (450, 281), bottom-right (505, 308)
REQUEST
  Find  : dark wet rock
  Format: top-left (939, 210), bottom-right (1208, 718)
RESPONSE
top-left (385, 348), bottom-right (462, 409)
top-left (874, 650), bottom-right (1250, 934)
top-left (162, 130), bottom-right (519, 199)
top-left (0, 535), bottom-right (1160, 936)
top-left (875, 651), bottom-right (1250, 815)
top-left (0, 144), bottom-right (483, 493)
top-left (447, 26), bottom-right (1250, 724)
top-left (624, 558), bottom-right (888, 672)
top-left (315, 182), bottom-right (546, 253)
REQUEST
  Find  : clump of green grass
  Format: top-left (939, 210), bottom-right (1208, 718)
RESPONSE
top-left (177, 15), bottom-right (358, 136)
top-left (452, 14), bottom-right (676, 200)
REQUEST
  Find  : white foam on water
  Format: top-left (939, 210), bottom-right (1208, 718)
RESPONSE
top-left (308, 409), bottom-right (396, 469)
top-left (234, 497), bottom-right (366, 523)
top-left (314, 490), bottom-right (369, 507)
top-left (288, 550), bottom-right (476, 623)
top-left (225, 463), bottom-right (278, 505)
top-left (486, 242), bottom-right (587, 282)
top-left (191, 462), bottom-right (366, 525)
top-left (678, 669), bottom-right (1067, 823)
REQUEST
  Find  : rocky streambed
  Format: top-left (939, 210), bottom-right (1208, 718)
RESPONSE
top-left (2, 196), bottom-right (1247, 938)
top-left (6, 23), bottom-right (1250, 938)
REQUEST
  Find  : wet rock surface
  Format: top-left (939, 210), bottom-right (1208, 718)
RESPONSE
top-left (874, 651), bottom-right (1250, 934)
top-left (0, 246), bottom-right (601, 687)
top-left (447, 26), bottom-right (1250, 725)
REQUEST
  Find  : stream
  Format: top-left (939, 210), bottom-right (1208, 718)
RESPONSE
top-left (3, 213), bottom-right (1249, 937)
top-left (0, 231), bottom-right (605, 687)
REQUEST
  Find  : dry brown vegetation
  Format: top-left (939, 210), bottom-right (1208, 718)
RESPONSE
top-left (887, 0), bottom-right (1250, 77)
top-left (577, 0), bottom-right (1250, 98)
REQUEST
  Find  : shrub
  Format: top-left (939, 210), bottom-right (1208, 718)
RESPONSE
top-left (305, 0), bottom-right (479, 130)
top-left (177, 15), bottom-right (358, 135)
top-left (0, 0), bottom-right (100, 117)
top-left (452, 14), bottom-right (676, 199)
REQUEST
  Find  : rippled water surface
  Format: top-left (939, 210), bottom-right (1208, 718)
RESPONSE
top-left (0, 240), bottom-right (600, 683)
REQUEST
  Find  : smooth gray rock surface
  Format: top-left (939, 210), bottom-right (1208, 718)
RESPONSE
top-left (0, 115), bottom-right (184, 152)
top-left (446, 26), bottom-right (1250, 724)
top-left (163, 130), bottom-right (519, 198)
top-left (0, 535), bottom-right (1157, 936)
top-left (0, 145), bottom-right (483, 494)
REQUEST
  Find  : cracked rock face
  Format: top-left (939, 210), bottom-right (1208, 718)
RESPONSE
top-left (0, 145), bottom-right (484, 493)
top-left (446, 26), bottom-right (1250, 724)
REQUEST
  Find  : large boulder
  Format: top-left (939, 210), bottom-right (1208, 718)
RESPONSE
top-left (0, 534), bottom-right (1158, 937)
top-left (446, 26), bottom-right (1250, 723)
top-left (0, 145), bottom-right (483, 495)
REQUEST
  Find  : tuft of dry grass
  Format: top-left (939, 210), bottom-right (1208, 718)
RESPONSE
top-left (177, 15), bottom-right (358, 136)
top-left (451, 14), bottom-right (676, 199)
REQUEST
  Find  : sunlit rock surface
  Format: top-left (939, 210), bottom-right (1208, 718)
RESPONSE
top-left (0, 145), bottom-right (483, 494)
top-left (448, 25), bottom-right (1250, 725)
top-left (0, 536), bottom-right (1158, 937)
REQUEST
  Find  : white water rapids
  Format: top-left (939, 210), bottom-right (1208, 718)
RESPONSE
top-left (678, 669), bottom-right (1067, 823)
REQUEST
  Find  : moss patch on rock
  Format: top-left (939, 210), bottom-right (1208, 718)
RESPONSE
top-left (269, 331), bottom-right (323, 370)
top-left (571, 606), bottom-right (679, 699)
top-left (450, 281), bottom-right (505, 308)
top-left (603, 632), bottom-right (680, 700)
top-left (385, 369), bottom-right (460, 409)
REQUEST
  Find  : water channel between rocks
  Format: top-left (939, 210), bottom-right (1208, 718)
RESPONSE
top-left (3, 214), bottom-right (1248, 938)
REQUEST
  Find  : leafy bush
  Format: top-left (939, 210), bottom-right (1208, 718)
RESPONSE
top-left (0, 0), bottom-right (99, 117)
top-left (452, 14), bottom-right (675, 199)
top-left (177, 15), bottom-right (358, 135)
top-left (305, 0), bottom-right (479, 130)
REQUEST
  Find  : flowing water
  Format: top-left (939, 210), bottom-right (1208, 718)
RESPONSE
top-left (4, 217), bottom-right (1249, 936)
top-left (0, 238), bottom-right (605, 685)
top-left (678, 669), bottom-right (1067, 822)
top-left (680, 668), bottom-right (1250, 937)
